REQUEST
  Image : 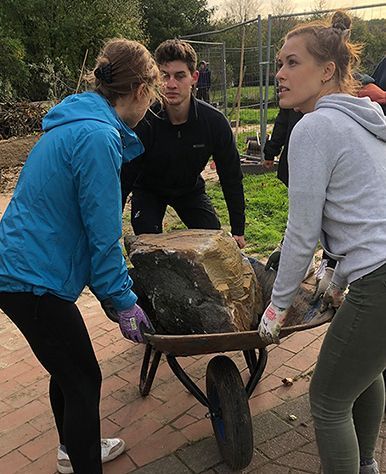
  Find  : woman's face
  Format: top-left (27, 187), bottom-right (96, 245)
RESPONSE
top-left (276, 35), bottom-right (335, 113)
top-left (116, 86), bottom-right (155, 128)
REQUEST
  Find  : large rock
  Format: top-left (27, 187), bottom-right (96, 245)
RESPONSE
top-left (126, 230), bottom-right (263, 335)
top-left (125, 230), bottom-right (330, 338)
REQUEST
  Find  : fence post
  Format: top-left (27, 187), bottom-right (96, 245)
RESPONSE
top-left (257, 15), bottom-right (264, 153)
top-left (222, 42), bottom-right (228, 118)
top-left (262, 15), bottom-right (272, 160)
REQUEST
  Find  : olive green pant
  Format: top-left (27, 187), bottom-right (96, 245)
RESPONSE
top-left (310, 263), bottom-right (386, 473)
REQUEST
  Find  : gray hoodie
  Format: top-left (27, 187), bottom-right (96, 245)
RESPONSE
top-left (272, 93), bottom-right (386, 309)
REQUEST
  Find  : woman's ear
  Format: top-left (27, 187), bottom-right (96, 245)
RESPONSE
top-left (134, 83), bottom-right (147, 101)
top-left (323, 61), bottom-right (336, 83)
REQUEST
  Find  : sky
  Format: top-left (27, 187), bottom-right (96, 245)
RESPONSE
top-left (207, 0), bottom-right (386, 19)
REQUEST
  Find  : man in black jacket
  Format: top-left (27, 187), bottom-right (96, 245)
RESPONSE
top-left (262, 107), bottom-right (303, 186)
top-left (121, 39), bottom-right (246, 248)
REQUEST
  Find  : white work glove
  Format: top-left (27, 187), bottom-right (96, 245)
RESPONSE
top-left (257, 302), bottom-right (288, 345)
top-left (311, 267), bottom-right (334, 304)
top-left (320, 281), bottom-right (345, 312)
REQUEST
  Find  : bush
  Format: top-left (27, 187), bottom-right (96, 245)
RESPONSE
top-left (0, 101), bottom-right (49, 139)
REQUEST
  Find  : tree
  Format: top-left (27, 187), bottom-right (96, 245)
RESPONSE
top-left (352, 17), bottom-right (386, 73)
top-left (224, 0), bottom-right (262, 22)
top-left (311, 0), bottom-right (330, 18)
top-left (270, 0), bottom-right (297, 51)
top-left (140, 0), bottom-right (212, 51)
top-left (0, 35), bottom-right (30, 100)
top-left (0, 0), bottom-right (145, 100)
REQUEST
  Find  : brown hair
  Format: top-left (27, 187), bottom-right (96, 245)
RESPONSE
top-left (285, 10), bottom-right (362, 94)
top-left (155, 39), bottom-right (197, 74)
top-left (85, 38), bottom-right (161, 104)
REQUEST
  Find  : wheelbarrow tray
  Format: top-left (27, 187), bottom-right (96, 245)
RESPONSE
top-left (145, 306), bottom-right (334, 356)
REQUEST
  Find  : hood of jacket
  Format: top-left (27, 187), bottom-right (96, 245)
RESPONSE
top-left (316, 93), bottom-right (386, 142)
top-left (42, 92), bottom-right (144, 162)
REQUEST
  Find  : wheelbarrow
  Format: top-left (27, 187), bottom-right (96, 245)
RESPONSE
top-left (139, 303), bottom-right (334, 471)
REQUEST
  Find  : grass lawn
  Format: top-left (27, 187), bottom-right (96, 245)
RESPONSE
top-left (206, 173), bottom-right (288, 256)
top-left (228, 107), bottom-right (279, 126)
top-left (225, 85), bottom-right (276, 105)
top-left (124, 173), bottom-right (289, 258)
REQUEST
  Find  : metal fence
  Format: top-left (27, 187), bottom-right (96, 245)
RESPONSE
top-left (184, 40), bottom-right (228, 114)
top-left (182, 2), bottom-right (386, 158)
top-left (184, 16), bottom-right (274, 143)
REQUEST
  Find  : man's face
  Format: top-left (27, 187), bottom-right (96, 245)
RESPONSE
top-left (159, 60), bottom-right (199, 107)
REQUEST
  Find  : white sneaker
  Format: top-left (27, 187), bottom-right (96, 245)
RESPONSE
top-left (315, 258), bottom-right (328, 282)
top-left (57, 438), bottom-right (126, 474)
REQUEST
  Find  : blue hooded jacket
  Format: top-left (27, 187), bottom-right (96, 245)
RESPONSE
top-left (0, 92), bottom-right (143, 310)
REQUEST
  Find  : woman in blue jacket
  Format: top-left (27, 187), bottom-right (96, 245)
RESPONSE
top-left (0, 39), bottom-right (160, 474)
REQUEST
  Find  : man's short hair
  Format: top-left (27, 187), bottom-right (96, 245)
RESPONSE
top-left (155, 39), bottom-right (197, 74)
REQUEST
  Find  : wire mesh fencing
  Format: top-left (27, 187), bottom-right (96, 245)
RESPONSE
top-left (183, 2), bottom-right (386, 158)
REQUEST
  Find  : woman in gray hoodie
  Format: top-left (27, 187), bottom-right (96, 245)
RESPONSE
top-left (257, 10), bottom-right (386, 474)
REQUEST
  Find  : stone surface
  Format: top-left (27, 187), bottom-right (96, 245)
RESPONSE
top-left (126, 230), bottom-right (263, 334)
top-left (126, 231), bottom-right (332, 337)
top-left (177, 438), bottom-right (222, 472)
top-left (132, 454), bottom-right (192, 474)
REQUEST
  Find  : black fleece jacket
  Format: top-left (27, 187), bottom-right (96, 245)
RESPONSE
top-left (121, 97), bottom-right (245, 235)
top-left (263, 108), bottom-right (303, 187)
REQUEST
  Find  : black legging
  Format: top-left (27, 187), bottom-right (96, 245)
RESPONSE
top-left (0, 292), bottom-right (102, 474)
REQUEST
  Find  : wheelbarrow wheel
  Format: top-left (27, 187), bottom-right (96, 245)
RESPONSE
top-left (206, 355), bottom-right (253, 471)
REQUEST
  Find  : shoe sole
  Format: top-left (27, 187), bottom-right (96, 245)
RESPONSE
top-left (57, 461), bottom-right (73, 474)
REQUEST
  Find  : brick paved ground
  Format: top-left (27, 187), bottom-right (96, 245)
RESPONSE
top-left (1, 195), bottom-right (386, 474)
top-left (0, 288), bottom-right (330, 474)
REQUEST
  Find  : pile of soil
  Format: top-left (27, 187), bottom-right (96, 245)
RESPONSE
top-left (0, 135), bottom-right (39, 193)
top-left (0, 166), bottom-right (23, 193)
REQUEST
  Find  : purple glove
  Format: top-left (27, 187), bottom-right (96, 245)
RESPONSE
top-left (118, 304), bottom-right (155, 343)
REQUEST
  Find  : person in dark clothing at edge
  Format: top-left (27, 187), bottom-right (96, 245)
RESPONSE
top-left (121, 39), bottom-right (246, 249)
top-left (196, 60), bottom-right (211, 103)
top-left (372, 55), bottom-right (386, 114)
top-left (262, 107), bottom-right (303, 187)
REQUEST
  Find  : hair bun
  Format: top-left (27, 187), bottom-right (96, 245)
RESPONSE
top-left (331, 10), bottom-right (352, 31)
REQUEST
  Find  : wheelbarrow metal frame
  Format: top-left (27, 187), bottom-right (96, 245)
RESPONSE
top-left (139, 343), bottom-right (268, 404)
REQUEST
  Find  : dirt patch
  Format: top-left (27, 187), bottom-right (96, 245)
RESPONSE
top-left (1, 166), bottom-right (23, 194)
top-left (0, 135), bottom-right (39, 168)
top-left (0, 135), bottom-right (39, 192)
